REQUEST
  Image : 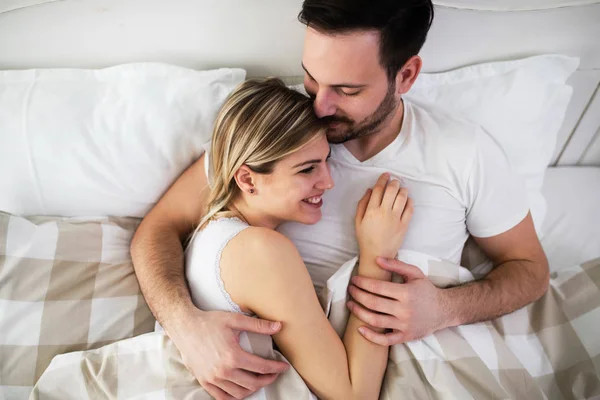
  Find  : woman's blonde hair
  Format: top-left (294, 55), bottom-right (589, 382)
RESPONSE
top-left (189, 78), bottom-right (328, 243)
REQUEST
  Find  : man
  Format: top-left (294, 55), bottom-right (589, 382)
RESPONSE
top-left (131, 1), bottom-right (549, 399)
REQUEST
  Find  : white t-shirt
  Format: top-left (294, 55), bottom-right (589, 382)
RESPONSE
top-left (278, 100), bottom-right (529, 289)
top-left (206, 99), bottom-right (529, 290)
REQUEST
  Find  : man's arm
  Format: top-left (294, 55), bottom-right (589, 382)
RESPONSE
top-left (131, 155), bottom-right (205, 328)
top-left (445, 212), bottom-right (549, 325)
top-left (346, 212), bottom-right (550, 345)
top-left (130, 154), bottom-right (289, 400)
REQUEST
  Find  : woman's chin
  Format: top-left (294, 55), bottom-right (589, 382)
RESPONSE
top-left (298, 211), bottom-right (322, 225)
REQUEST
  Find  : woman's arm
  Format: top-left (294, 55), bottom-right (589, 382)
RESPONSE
top-left (222, 173), bottom-right (412, 400)
top-left (222, 228), bottom-right (382, 399)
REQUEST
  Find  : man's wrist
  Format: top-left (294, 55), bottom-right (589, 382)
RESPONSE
top-left (438, 285), bottom-right (468, 329)
top-left (161, 301), bottom-right (205, 340)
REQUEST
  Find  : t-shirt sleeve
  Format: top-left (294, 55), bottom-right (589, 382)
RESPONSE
top-left (465, 130), bottom-right (530, 238)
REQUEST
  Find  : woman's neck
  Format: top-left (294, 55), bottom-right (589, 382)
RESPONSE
top-left (228, 199), bottom-right (280, 230)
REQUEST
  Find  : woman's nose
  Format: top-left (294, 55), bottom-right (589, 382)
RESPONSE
top-left (317, 165), bottom-right (334, 190)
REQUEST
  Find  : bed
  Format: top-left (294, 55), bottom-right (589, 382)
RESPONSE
top-left (0, 1), bottom-right (599, 399)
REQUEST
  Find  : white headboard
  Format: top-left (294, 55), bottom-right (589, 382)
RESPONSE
top-left (1, 0), bottom-right (599, 166)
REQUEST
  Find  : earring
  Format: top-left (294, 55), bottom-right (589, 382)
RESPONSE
top-left (249, 189), bottom-right (255, 194)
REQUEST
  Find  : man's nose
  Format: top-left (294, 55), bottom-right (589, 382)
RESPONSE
top-left (313, 90), bottom-right (336, 118)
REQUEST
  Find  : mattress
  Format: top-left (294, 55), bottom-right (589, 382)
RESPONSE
top-left (540, 166), bottom-right (600, 271)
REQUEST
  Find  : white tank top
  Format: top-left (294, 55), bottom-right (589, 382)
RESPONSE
top-left (185, 216), bottom-right (251, 314)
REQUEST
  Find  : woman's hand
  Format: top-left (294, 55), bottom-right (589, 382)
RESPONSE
top-left (355, 173), bottom-right (413, 261)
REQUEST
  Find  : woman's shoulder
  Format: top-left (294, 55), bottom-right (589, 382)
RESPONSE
top-left (225, 226), bottom-right (298, 261)
top-left (220, 226), bottom-right (312, 315)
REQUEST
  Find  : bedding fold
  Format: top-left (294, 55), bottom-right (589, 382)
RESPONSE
top-left (32, 252), bottom-right (600, 399)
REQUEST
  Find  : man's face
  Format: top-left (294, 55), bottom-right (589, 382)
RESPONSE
top-left (302, 27), bottom-right (399, 144)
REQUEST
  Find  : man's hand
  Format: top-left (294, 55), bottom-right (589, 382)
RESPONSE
top-left (347, 257), bottom-right (451, 346)
top-left (348, 214), bottom-right (549, 347)
top-left (169, 308), bottom-right (290, 400)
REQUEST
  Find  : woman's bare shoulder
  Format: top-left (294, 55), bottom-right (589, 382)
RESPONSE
top-left (225, 226), bottom-right (300, 262)
top-left (220, 226), bottom-right (311, 314)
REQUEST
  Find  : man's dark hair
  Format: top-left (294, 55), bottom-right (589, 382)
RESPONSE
top-left (298, 0), bottom-right (434, 81)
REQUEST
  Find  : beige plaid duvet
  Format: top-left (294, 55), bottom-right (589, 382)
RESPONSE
top-left (31, 250), bottom-right (600, 400)
top-left (0, 213), bottom-right (155, 400)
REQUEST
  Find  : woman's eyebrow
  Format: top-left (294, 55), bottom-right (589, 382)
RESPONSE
top-left (293, 158), bottom-right (322, 168)
top-left (293, 148), bottom-right (331, 168)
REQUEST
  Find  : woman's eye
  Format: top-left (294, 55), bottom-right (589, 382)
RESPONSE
top-left (300, 166), bottom-right (315, 174)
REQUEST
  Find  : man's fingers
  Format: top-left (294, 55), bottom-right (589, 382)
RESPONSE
top-left (347, 300), bottom-right (398, 330)
top-left (203, 382), bottom-right (236, 400)
top-left (237, 351), bottom-right (289, 375)
top-left (247, 372), bottom-right (280, 388)
top-left (368, 173), bottom-right (390, 209)
top-left (348, 284), bottom-right (396, 315)
top-left (375, 257), bottom-right (425, 280)
top-left (351, 276), bottom-right (400, 299)
top-left (225, 369), bottom-right (270, 391)
top-left (358, 327), bottom-right (405, 346)
top-left (227, 369), bottom-right (279, 392)
top-left (229, 314), bottom-right (281, 335)
top-left (215, 379), bottom-right (252, 399)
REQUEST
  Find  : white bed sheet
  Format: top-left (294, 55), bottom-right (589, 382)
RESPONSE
top-left (540, 167), bottom-right (600, 271)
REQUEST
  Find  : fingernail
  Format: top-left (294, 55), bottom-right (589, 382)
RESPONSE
top-left (347, 301), bottom-right (353, 310)
top-left (358, 327), bottom-right (366, 335)
top-left (271, 322), bottom-right (281, 330)
top-left (350, 276), bottom-right (358, 284)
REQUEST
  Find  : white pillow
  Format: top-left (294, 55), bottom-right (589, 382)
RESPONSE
top-left (405, 54), bottom-right (579, 233)
top-left (0, 63), bottom-right (245, 217)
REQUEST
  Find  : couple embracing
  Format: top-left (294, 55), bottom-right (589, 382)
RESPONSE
top-left (132, 1), bottom-right (549, 399)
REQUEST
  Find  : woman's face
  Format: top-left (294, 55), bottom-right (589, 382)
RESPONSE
top-left (252, 134), bottom-right (334, 226)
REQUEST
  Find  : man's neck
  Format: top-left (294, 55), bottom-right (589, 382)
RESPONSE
top-left (343, 99), bottom-right (405, 162)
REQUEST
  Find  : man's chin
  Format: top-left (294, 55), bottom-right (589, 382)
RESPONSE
top-left (326, 128), bottom-right (352, 144)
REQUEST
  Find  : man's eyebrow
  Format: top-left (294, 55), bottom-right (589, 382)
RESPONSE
top-left (301, 62), bottom-right (315, 81)
top-left (301, 63), bottom-right (366, 90)
top-left (292, 148), bottom-right (332, 168)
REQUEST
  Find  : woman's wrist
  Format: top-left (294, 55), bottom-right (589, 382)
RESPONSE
top-left (357, 252), bottom-right (393, 280)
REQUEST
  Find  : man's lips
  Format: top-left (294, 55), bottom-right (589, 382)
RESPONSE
top-left (329, 119), bottom-right (352, 128)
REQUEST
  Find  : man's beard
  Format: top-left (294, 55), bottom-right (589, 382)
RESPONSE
top-left (326, 82), bottom-right (398, 145)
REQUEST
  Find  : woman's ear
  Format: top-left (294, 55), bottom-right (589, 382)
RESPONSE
top-left (395, 55), bottom-right (423, 95)
top-left (233, 165), bottom-right (257, 195)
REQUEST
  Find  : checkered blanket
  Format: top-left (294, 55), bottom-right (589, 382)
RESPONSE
top-left (31, 249), bottom-right (600, 399)
top-left (0, 213), bottom-right (155, 400)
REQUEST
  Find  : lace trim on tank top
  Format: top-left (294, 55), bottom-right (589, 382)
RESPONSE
top-left (210, 217), bottom-right (252, 315)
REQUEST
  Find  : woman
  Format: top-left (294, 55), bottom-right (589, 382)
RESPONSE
top-left (186, 78), bottom-right (413, 400)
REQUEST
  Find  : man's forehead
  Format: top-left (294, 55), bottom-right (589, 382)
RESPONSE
top-left (302, 28), bottom-right (384, 84)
